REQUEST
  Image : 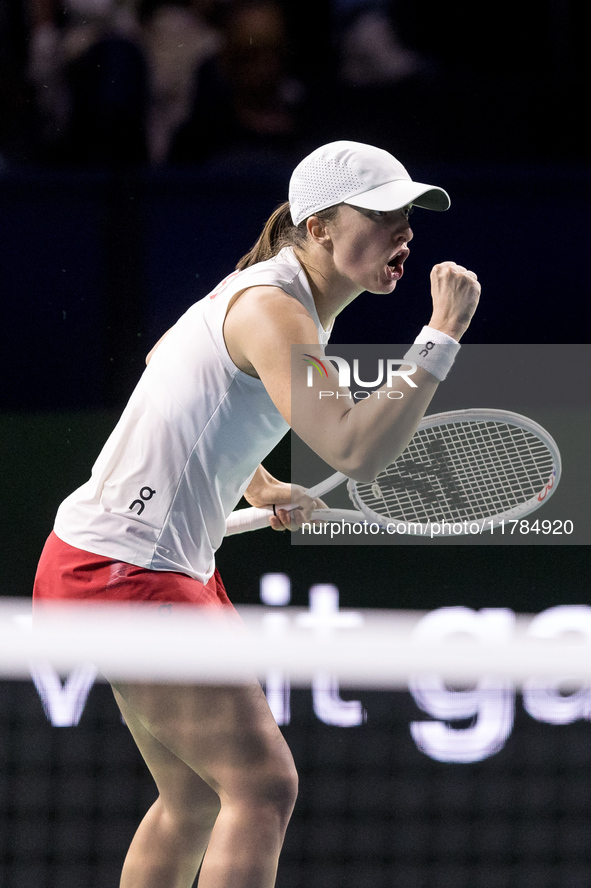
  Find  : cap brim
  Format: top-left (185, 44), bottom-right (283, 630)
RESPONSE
top-left (343, 179), bottom-right (450, 212)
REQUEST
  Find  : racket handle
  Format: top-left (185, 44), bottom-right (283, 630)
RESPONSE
top-left (225, 472), bottom-right (349, 535)
top-left (224, 506), bottom-right (366, 536)
top-left (225, 506), bottom-right (274, 535)
top-left (224, 503), bottom-right (300, 535)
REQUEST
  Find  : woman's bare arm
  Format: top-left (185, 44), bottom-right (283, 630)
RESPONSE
top-left (224, 263), bottom-right (479, 481)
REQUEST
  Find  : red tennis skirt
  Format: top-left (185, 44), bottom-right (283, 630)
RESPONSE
top-left (33, 531), bottom-right (234, 611)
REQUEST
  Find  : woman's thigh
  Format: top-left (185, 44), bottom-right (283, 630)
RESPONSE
top-left (111, 679), bottom-right (297, 802)
top-left (113, 687), bottom-right (221, 821)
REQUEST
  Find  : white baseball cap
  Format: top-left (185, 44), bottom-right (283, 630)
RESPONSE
top-left (289, 140), bottom-right (450, 226)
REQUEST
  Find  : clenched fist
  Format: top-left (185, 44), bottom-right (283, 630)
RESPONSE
top-left (429, 261), bottom-right (481, 342)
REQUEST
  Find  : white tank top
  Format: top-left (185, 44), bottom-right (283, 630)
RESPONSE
top-left (54, 247), bottom-right (331, 583)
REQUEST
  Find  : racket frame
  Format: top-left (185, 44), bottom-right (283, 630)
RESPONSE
top-left (346, 408), bottom-right (561, 535)
top-left (224, 409), bottom-right (561, 536)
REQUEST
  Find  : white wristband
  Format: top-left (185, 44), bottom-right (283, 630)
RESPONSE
top-left (403, 326), bottom-right (460, 381)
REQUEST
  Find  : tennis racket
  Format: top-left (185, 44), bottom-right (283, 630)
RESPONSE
top-left (224, 409), bottom-right (561, 536)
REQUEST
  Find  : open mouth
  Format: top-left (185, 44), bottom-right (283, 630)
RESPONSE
top-left (386, 247), bottom-right (410, 280)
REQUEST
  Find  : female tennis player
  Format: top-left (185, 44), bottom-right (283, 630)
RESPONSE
top-left (33, 141), bottom-right (480, 887)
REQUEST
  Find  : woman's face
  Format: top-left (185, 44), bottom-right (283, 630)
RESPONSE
top-left (326, 204), bottom-right (413, 295)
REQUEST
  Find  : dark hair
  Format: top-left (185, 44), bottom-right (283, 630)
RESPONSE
top-left (236, 201), bottom-right (339, 270)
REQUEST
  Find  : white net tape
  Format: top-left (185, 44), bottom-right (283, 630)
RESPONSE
top-left (2, 598), bottom-right (591, 687)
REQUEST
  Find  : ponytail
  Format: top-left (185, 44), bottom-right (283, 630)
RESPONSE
top-left (235, 201), bottom-right (341, 271)
top-left (236, 202), bottom-right (305, 270)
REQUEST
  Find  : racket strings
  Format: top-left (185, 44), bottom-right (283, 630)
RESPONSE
top-left (355, 421), bottom-right (555, 524)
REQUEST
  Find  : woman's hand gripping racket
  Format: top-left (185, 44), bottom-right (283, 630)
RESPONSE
top-left (225, 409), bottom-right (561, 537)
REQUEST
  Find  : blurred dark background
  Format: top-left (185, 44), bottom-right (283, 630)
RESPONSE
top-left (1, 2), bottom-right (591, 886)
top-left (1, 0), bottom-right (589, 409)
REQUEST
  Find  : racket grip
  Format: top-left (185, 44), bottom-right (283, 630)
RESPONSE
top-left (225, 506), bottom-right (274, 535)
top-left (225, 472), bottom-right (348, 536)
top-left (225, 506), bottom-right (367, 535)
